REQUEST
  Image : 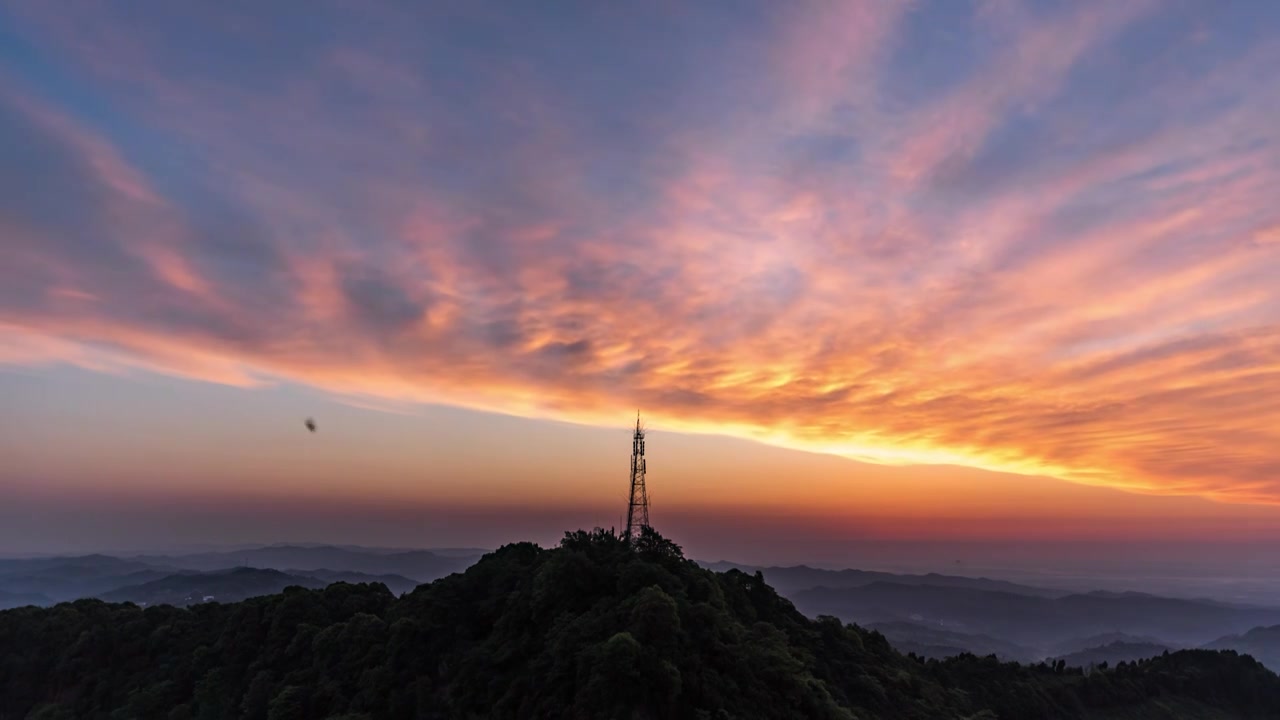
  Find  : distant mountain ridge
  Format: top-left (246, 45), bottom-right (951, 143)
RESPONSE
top-left (1205, 625), bottom-right (1280, 670)
top-left (867, 620), bottom-right (1037, 662)
top-left (127, 544), bottom-right (478, 581)
top-left (7, 546), bottom-right (1280, 677)
top-left (96, 566), bottom-right (428, 607)
top-left (1050, 641), bottom-right (1177, 668)
top-left (0, 588), bottom-right (51, 611)
top-left (0, 544), bottom-right (482, 610)
top-left (0, 554), bottom-right (164, 579)
top-left (690, 564), bottom-right (1280, 672)
top-left (0, 566), bottom-right (173, 603)
top-left (0, 554), bottom-right (177, 605)
top-left (98, 567), bottom-right (324, 606)
top-left (4, 528), bottom-right (1280, 719)
top-left (794, 580), bottom-right (1280, 651)
top-left (286, 568), bottom-right (421, 596)
top-left (700, 560), bottom-right (1069, 598)
top-left (1035, 627), bottom-right (1280, 672)
top-left (1047, 632), bottom-right (1174, 657)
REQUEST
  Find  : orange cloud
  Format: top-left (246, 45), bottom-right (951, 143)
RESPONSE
top-left (3, 1), bottom-right (1280, 510)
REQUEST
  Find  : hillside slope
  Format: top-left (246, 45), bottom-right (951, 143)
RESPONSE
top-left (868, 620), bottom-right (1037, 662)
top-left (0, 588), bottom-right (50, 611)
top-left (129, 545), bottom-right (476, 582)
top-left (97, 567), bottom-right (326, 606)
top-left (2, 528), bottom-right (1278, 719)
top-left (794, 581), bottom-right (1280, 650)
top-left (1205, 625), bottom-right (1280, 671)
top-left (702, 562), bottom-right (1066, 598)
top-left (1051, 641), bottom-right (1177, 669)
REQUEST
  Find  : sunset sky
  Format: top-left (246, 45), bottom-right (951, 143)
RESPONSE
top-left (2, 1), bottom-right (1279, 565)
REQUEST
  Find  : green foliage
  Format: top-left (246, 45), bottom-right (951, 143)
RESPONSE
top-left (2, 528), bottom-right (1279, 719)
top-left (267, 685), bottom-right (308, 720)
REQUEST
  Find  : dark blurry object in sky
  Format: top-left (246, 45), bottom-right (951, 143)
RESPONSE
top-left (305, 418), bottom-right (316, 433)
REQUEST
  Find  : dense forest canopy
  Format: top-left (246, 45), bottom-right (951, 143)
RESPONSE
top-left (2, 527), bottom-right (1278, 719)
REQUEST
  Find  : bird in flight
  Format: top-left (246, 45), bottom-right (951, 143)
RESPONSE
top-left (305, 418), bottom-right (316, 433)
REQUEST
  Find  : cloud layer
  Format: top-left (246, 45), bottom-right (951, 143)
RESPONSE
top-left (2, 1), bottom-right (1279, 503)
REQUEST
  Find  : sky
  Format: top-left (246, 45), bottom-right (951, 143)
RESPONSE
top-left (2, 1), bottom-right (1280, 570)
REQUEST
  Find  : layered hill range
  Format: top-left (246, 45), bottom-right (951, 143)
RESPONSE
top-left (3, 529), bottom-right (1279, 719)
top-left (702, 562), bottom-right (1280, 672)
top-left (0, 545), bottom-right (482, 608)
top-left (3, 545), bottom-right (1278, 673)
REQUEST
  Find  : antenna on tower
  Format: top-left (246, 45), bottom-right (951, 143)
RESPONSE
top-left (624, 411), bottom-right (650, 545)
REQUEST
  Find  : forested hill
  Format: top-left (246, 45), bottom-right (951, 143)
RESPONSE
top-left (2, 529), bottom-right (1278, 720)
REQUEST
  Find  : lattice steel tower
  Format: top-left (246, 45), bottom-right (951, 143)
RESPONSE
top-left (624, 413), bottom-right (650, 544)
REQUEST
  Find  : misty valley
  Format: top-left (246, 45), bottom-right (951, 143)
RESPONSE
top-left (6, 544), bottom-right (1279, 672)
top-left (5, 0), bottom-right (1280, 717)
top-left (3, 532), bottom-right (1280, 718)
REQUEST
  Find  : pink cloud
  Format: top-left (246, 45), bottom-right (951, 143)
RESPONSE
top-left (3, 1), bottom-right (1280, 508)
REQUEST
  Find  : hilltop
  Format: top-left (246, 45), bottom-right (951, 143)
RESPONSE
top-left (1, 528), bottom-right (1278, 719)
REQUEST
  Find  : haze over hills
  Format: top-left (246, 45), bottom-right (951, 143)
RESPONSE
top-left (0, 566), bottom-right (174, 604)
top-left (0, 545), bottom-right (479, 610)
top-left (95, 567), bottom-right (426, 607)
top-left (1049, 641), bottom-right (1178, 669)
top-left (1047, 632), bottom-right (1176, 658)
top-left (793, 581), bottom-right (1280, 651)
top-left (127, 544), bottom-right (478, 580)
top-left (699, 564), bottom-right (1280, 672)
top-left (0, 589), bottom-right (51, 612)
top-left (700, 561), bottom-right (1068, 598)
top-left (287, 568), bottom-right (421, 596)
top-left (1028, 630), bottom-right (1280, 673)
top-left (0, 555), bottom-right (178, 608)
top-left (1205, 626), bottom-right (1280, 672)
top-left (98, 568), bottom-right (326, 607)
top-left (4, 0), bottom-right (1280, 715)
top-left (865, 621), bottom-right (1036, 663)
top-left (4, 528), bottom-right (1280, 719)
top-left (6, 543), bottom-right (1280, 675)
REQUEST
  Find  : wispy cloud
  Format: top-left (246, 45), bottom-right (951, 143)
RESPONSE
top-left (2, 1), bottom-right (1280, 503)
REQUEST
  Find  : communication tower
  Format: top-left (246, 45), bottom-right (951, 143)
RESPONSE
top-left (624, 413), bottom-right (650, 544)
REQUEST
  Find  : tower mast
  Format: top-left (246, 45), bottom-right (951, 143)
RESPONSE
top-left (624, 412), bottom-right (649, 544)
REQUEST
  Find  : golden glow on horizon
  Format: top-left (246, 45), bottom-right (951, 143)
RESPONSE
top-left (3, 1), bottom-right (1280, 515)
